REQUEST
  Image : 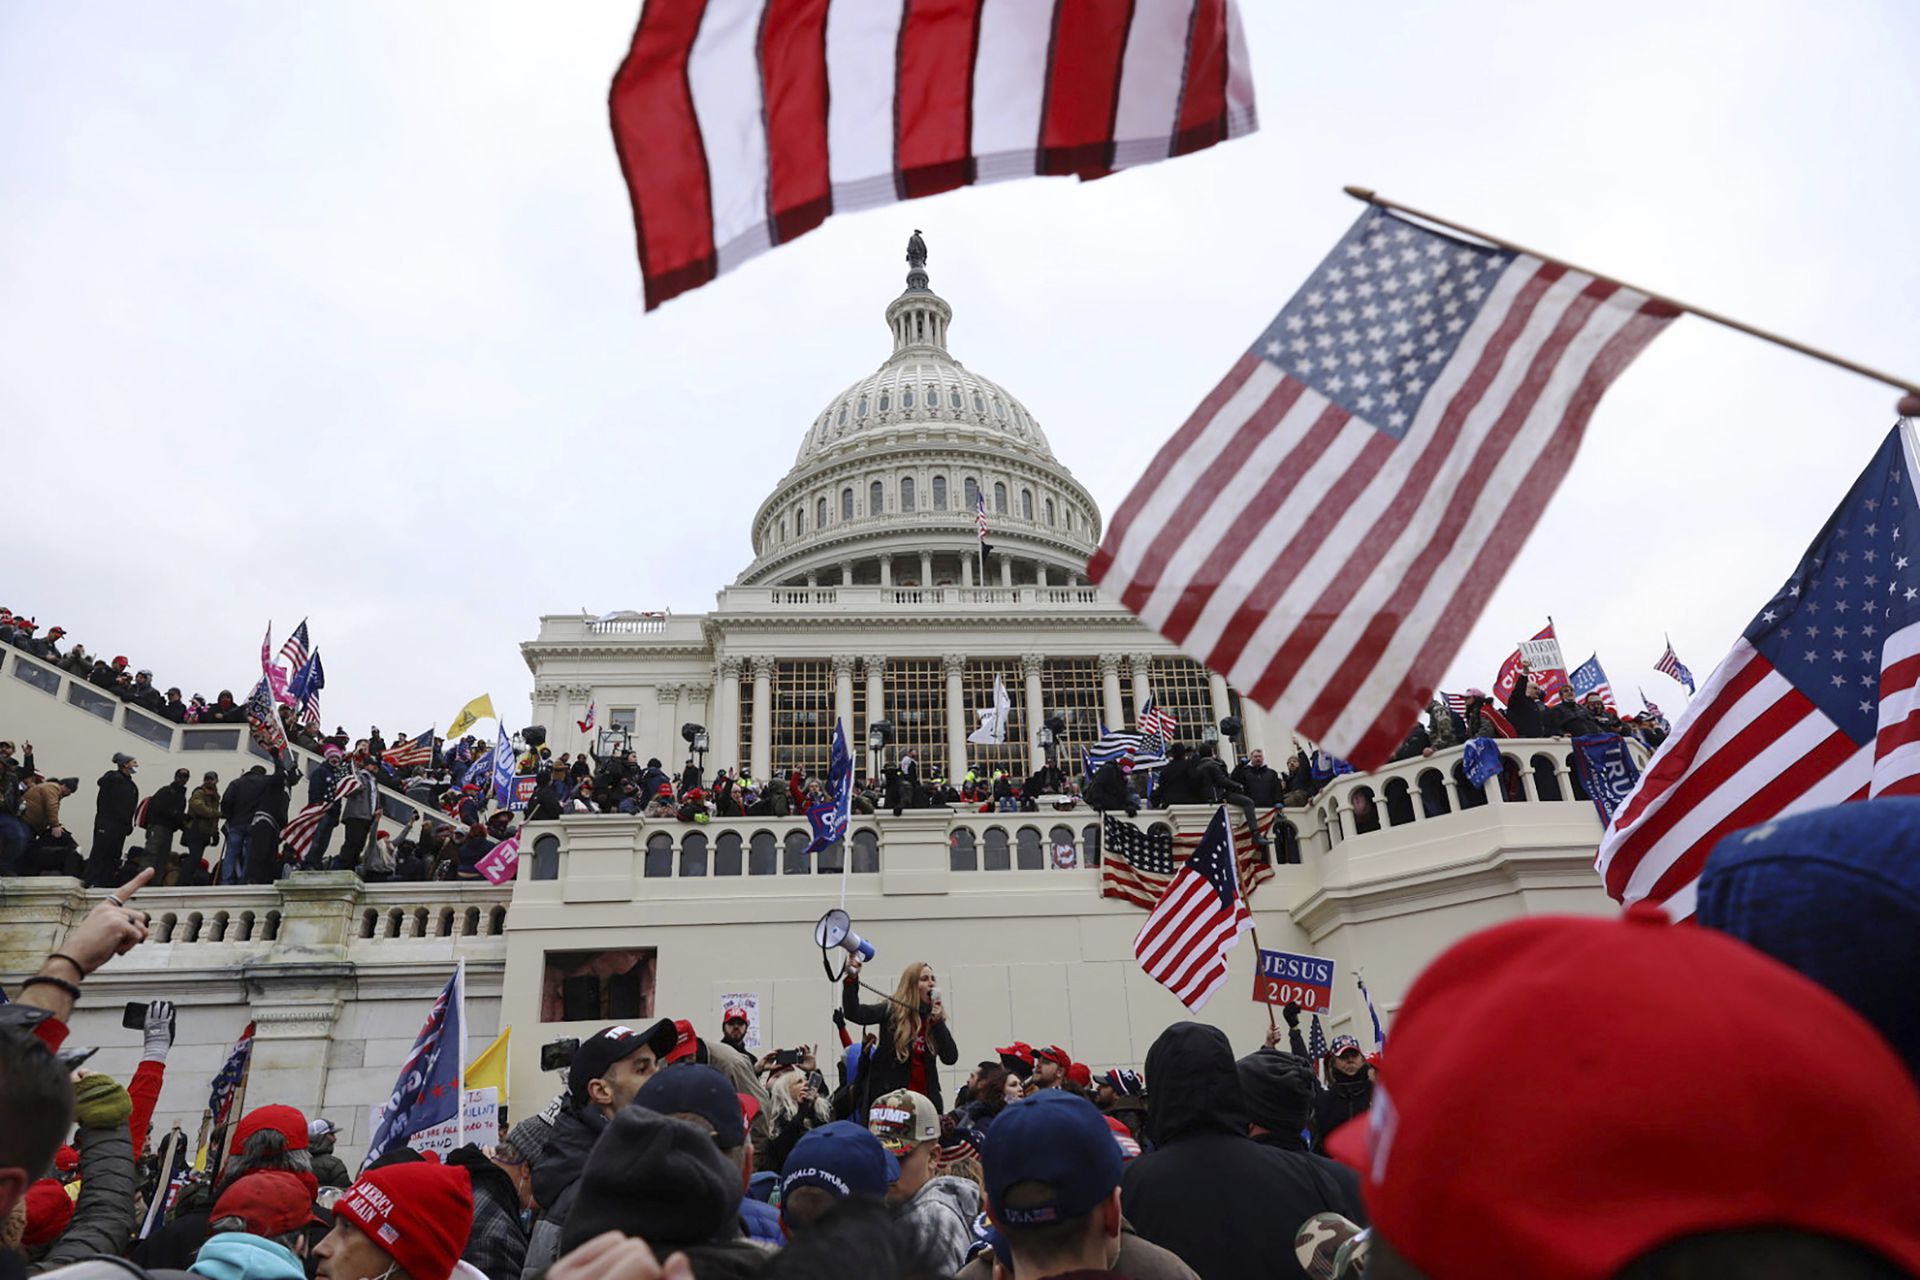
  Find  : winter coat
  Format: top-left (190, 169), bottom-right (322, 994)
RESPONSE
top-left (1193, 756), bottom-right (1237, 802)
top-left (840, 979), bottom-right (958, 1117)
top-left (1086, 761), bottom-right (1136, 813)
top-left (1155, 757), bottom-right (1207, 806)
top-left (30, 1114), bottom-right (135, 1274)
top-left (149, 780), bottom-right (189, 831)
top-left (187, 787), bottom-right (223, 842)
top-left (306, 762), bottom-right (338, 807)
top-left (953, 1221), bottom-right (1201, 1280)
top-left (449, 1144), bottom-right (528, 1280)
top-left (895, 1175), bottom-right (982, 1277)
top-left (95, 770), bottom-right (139, 832)
top-left (524, 1102), bottom-right (610, 1278)
top-left (1230, 763), bottom-right (1285, 806)
top-left (526, 784), bottom-right (562, 821)
top-left (221, 771), bottom-right (272, 827)
top-left (307, 1129), bottom-right (350, 1188)
top-left (1121, 1023), bottom-right (1363, 1280)
top-left (341, 767), bottom-right (377, 820)
top-left (22, 781), bottom-right (65, 833)
top-left (1311, 1072), bottom-right (1374, 1156)
top-left (1503, 688), bottom-right (1547, 738)
top-left (186, 1233), bottom-right (306, 1280)
top-left (1547, 700), bottom-right (1602, 739)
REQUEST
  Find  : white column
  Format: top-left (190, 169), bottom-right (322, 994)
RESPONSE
top-left (833, 656), bottom-right (856, 739)
top-left (999, 555), bottom-right (1013, 588)
top-left (944, 653), bottom-right (968, 780)
top-left (878, 554), bottom-right (892, 587)
top-left (806, 571), bottom-right (819, 587)
top-left (839, 560), bottom-right (854, 586)
top-left (1098, 653), bottom-right (1125, 730)
top-left (655, 684), bottom-right (681, 762)
top-left (961, 555), bottom-right (974, 587)
top-left (1128, 653), bottom-right (1154, 719)
top-left (1206, 671), bottom-right (1234, 763)
top-left (750, 657), bottom-right (774, 783)
top-left (863, 655), bottom-right (887, 778)
top-left (1022, 653), bottom-right (1046, 772)
top-left (715, 657), bottom-right (742, 772)
top-left (1036, 563), bottom-right (1049, 587)
top-left (672, 683), bottom-right (690, 751)
top-left (920, 551), bottom-right (933, 587)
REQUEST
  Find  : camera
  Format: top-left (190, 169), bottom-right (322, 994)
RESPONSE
top-left (774, 1048), bottom-right (803, 1068)
top-left (540, 1036), bottom-right (580, 1072)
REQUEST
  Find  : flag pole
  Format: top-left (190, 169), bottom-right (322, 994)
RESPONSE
top-left (1219, 805), bottom-right (1279, 1032)
top-left (1344, 186), bottom-right (1920, 398)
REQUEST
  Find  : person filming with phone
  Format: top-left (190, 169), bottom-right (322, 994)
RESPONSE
top-left (841, 956), bottom-right (957, 1122)
top-left (762, 1046), bottom-right (835, 1170)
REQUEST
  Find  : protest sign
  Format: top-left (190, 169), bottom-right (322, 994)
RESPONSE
top-left (367, 1087), bottom-right (496, 1159)
top-left (720, 992), bottom-right (762, 1049)
top-left (1251, 949), bottom-right (1337, 1013)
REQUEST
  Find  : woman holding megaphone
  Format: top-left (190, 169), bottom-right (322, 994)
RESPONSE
top-left (842, 954), bottom-right (958, 1121)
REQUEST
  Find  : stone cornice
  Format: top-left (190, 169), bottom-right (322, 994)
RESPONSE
top-left (1291, 846), bottom-right (1605, 942)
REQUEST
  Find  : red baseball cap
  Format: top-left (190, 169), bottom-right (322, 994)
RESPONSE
top-left (1326, 905), bottom-right (1920, 1277)
top-left (230, 1104), bottom-right (310, 1154)
top-left (211, 1170), bottom-right (322, 1237)
top-left (1034, 1044), bottom-right (1072, 1071)
top-left (1065, 1062), bottom-right (1093, 1089)
top-left (665, 1018), bottom-right (701, 1064)
top-left (723, 1005), bottom-right (749, 1023)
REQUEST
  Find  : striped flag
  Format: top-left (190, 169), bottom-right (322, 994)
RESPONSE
top-left (975, 493), bottom-right (991, 541)
top-left (277, 619), bottom-right (311, 674)
top-left (1599, 425), bottom-right (1920, 920)
top-left (1655, 639), bottom-right (1696, 695)
top-left (1101, 810), bottom-right (1273, 910)
top-left (206, 1021), bottom-right (255, 1133)
top-left (608, 0), bottom-right (1257, 310)
top-left (280, 777), bottom-right (362, 861)
top-left (383, 729), bottom-right (435, 770)
top-left (288, 652), bottom-right (325, 729)
top-left (244, 679), bottom-right (287, 758)
top-left (1137, 695), bottom-right (1178, 741)
top-left (1306, 1013), bottom-right (1328, 1083)
top-left (1569, 652), bottom-right (1617, 710)
top-left (1442, 691), bottom-right (1470, 717)
top-left (1133, 807), bottom-right (1253, 1010)
top-left (1089, 207), bottom-right (1674, 772)
top-left (1085, 725), bottom-right (1169, 772)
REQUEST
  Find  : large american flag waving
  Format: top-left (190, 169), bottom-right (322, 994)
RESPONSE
top-left (1090, 206), bottom-right (1675, 771)
top-left (609, 0), bottom-right (1257, 309)
top-left (1599, 424), bottom-right (1920, 918)
top-left (1133, 807), bottom-right (1253, 1010)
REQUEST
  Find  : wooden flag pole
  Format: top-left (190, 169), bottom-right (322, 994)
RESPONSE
top-left (1343, 187), bottom-right (1920, 400)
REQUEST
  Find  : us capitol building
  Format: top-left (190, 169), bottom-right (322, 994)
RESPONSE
top-left (521, 242), bottom-right (1267, 784)
top-left (0, 239), bottom-right (1618, 1166)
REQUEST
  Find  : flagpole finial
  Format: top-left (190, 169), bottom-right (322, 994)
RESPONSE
top-left (1343, 185), bottom-right (1377, 203)
top-left (1896, 391), bottom-right (1920, 417)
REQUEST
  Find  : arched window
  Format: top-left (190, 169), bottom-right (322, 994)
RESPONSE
top-left (964, 477), bottom-right (980, 509)
top-left (869, 480), bottom-right (884, 515)
top-left (949, 387), bottom-right (963, 409)
top-left (879, 391), bottom-right (891, 412)
top-left (992, 397), bottom-right (1006, 419)
top-left (926, 386), bottom-right (938, 409)
top-left (902, 387), bottom-right (915, 409)
top-left (794, 506), bottom-right (805, 534)
top-left (1045, 498), bottom-right (1056, 527)
top-left (841, 488), bottom-right (854, 521)
top-left (933, 476), bottom-right (948, 509)
top-left (837, 405), bottom-right (848, 425)
top-left (816, 497), bottom-right (828, 528)
top-left (994, 482), bottom-right (1008, 514)
top-left (901, 477), bottom-right (916, 512)
top-left (856, 396), bottom-right (868, 418)
top-left (1021, 488), bottom-right (1033, 520)
top-left (973, 391), bottom-right (985, 413)
top-left (780, 518), bottom-right (787, 540)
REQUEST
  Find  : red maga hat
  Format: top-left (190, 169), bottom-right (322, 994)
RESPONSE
top-left (1326, 905), bottom-right (1920, 1277)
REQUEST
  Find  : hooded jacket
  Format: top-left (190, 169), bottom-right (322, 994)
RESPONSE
top-left (448, 1143), bottom-right (529, 1280)
top-left (896, 1175), bottom-right (982, 1277)
top-left (1121, 1023), bottom-right (1362, 1280)
top-left (187, 1233), bottom-right (306, 1280)
top-left (96, 769), bottom-right (139, 830)
top-left (523, 1101), bottom-right (610, 1278)
top-left (1310, 1072), bottom-right (1373, 1156)
top-left (307, 1128), bottom-right (350, 1189)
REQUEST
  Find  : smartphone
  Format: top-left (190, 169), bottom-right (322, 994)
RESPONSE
top-left (775, 1048), bottom-right (803, 1067)
top-left (122, 1001), bottom-right (147, 1031)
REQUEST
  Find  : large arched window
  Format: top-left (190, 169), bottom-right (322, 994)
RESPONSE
top-left (841, 488), bottom-right (854, 521)
top-left (964, 477), bottom-right (980, 510)
top-left (932, 476), bottom-right (948, 509)
top-left (856, 396), bottom-right (867, 418)
top-left (869, 480), bottom-right (884, 515)
top-left (901, 477), bottom-right (916, 512)
top-left (815, 497), bottom-right (827, 528)
top-left (1021, 488), bottom-right (1033, 520)
top-left (1044, 498), bottom-right (1056, 527)
top-left (994, 482), bottom-right (1008, 514)
top-left (795, 506), bottom-right (805, 535)
top-left (879, 391), bottom-right (891, 412)
top-left (902, 387), bottom-right (916, 410)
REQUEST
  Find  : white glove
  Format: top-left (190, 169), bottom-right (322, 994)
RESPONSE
top-left (140, 999), bottom-right (176, 1064)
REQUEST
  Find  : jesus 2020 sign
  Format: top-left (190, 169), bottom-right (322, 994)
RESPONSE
top-left (1252, 950), bottom-right (1336, 1012)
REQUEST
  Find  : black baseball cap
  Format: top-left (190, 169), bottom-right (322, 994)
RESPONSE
top-left (633, 1064), bottom-right (747, 1148)
top-left (568, 1020), bottom-right (677, 1104)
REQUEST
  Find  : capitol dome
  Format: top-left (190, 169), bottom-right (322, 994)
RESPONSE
top-left (740, 241), bottom-right (1101, 590)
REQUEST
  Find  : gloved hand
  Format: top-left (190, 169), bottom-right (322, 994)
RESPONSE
top-left (72, 1072), bottom-right (133, 1129)
top-left (831, 1009), bottom-right (846, 1030)
top-left (141, 1000), bottom-right (177, 1064)
top-left (1282, 1001), bottom-right (1301, 1029)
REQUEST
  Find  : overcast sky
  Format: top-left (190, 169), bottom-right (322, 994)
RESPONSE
top-left (5, 1), bottom-right (1916, 741)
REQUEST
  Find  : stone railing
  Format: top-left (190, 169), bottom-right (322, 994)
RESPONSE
top-left (713, 584), bottom-right (1123, 614)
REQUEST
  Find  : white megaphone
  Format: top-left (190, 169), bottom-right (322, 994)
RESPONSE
top-left (814, 908), bottom-right (876, 962)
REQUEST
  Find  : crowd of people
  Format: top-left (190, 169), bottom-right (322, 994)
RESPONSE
top-left (7, 800), bottom-right (1920, 1279)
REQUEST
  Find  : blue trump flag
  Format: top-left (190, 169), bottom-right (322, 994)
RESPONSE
top-left (805, 720), bottom-right (854, 856)
top-left (1571, 733), bottom-right (1641, 826)
top-left (364, 962), bottom-right (464, 1167)
top-left (1462, 737), bottom-right (1503, 790)
top-left (492, 724), bottom-right (514, 809)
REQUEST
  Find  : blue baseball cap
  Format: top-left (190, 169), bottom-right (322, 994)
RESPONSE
top-left (780, 1121), bottom-right (899, 1202)
top-left (634, 1064), bottom-right (746, 1148)
top-left (982, 1091), bottom-right (1123, 1227)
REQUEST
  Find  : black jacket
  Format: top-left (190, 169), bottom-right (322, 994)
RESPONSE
top-left (525, 1102), bottom-right (610, 1277)
top-left (1547, 701), bottom-right (1602, 738)
top-left (95, 770), bottom-right (139, 830)
top-left (526, 783), bottom-right (563, 821)
top-left (840, 979), bottom-right (958, 1117)
top-left (1086, 761), bottom-right (1136, 813)
top-left (1311, 1073), bottom-right (1374, 1156)
top-left (222, 770), bottom-right (271, 826)
top-left (148, 780), bottom-right (188, 830)
top-left (1193, 756), bottom-right (1237, 802)
top-left (1122, 1023), bottom-right (1363, 1280)
top-left (1155, 757), bottom-right (1207, 806)
top-left (1231, 763), bottom-right (1284, 805)
top-left (1503, 688), bottom-right (1547, 738)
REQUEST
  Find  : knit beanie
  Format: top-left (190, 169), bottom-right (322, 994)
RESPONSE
top-left (22, 1180), bottom-right (73, 1248)
top-left (333, 1163), bottom-right (473, 1280)
top-left (1235, 1049), bottom-right (1317, 1134)
top-left (72, 1073), bottom-right (133, 1130)
top-left (558, 1106), bottom-right (742, 1256)
top-left (504, 1115), bottom-right (554, 1165)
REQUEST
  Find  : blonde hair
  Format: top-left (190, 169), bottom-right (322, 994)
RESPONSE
top-left (889, 961), bottom-right (932, 1063)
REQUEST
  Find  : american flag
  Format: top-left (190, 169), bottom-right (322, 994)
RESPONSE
top-left (278, 619), bottom-right (311, 674)
top-left (608, 0), bottom-right (1256, 310)
top-left (206, 1021), bottom-right (255, 1131)
top-left (1599, 426), bottom-right (1920, 919)
top-left (1086, 726), bottom-right (1170, 773)
top-left (1655, 639), bottom-right (1696, 695)
top-left (1637, 689), bottom-right (1665, 721)
top-left (280, 777), bottom-right (362, 860)
top-left (1442, 691), bottom-right (1470, 717)
top-left (383, 729), bottom-right (434, 770)
top-left (1137, 695), bottom-right (1178, 741)
top-left (1306, 1013), bottom-right (1328, 1083)
top-left (1101, 810), bottom-right (1273, 909)
top-left (975, 493), bottom-right (990, 541)
top-left (1091, 207), bottom-right (1674, 771)
top-left (577, 701), bottom-right (595, 734)
top-left (1133, 807), bottom-right (1254, 1010)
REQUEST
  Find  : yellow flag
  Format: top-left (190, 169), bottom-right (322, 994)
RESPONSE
top-left (448, 693), bottom-right (496, 739)
top-left (465, 1027), bottom-right (510, 1098)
